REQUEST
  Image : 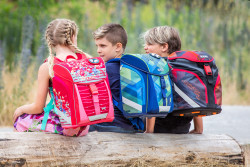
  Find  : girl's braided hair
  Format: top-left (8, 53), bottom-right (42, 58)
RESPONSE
top-left (45, 19), bottom-right (91, 77)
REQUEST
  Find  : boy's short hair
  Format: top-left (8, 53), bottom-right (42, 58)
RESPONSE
top-left (93, 23), bottom-right (127, 50)
top-left (142, 26), bottom-right (181, 54)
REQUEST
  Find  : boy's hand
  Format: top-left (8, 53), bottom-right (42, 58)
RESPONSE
top-left (189, 129), bottom-right (203, 134)
top-left (13, 107), bottom-right (24, 123)
top-left (144, 129), bottom-right (154, 133)
top-left (191, 117), bottom-right (203, 134)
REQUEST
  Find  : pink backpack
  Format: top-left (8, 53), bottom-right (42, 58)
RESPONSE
top-left (42, 54), bottom-right (114, 130)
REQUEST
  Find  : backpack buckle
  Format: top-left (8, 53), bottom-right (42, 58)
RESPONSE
top-left (92, 95), bottom-right (99, 102)
top-left (204, 64), bottom-right (212, 75)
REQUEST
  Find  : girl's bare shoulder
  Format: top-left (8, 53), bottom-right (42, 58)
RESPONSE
top-left (38, 62), bottom-right (50, 78)
top-left (39, 62), bottom-right (49, 71)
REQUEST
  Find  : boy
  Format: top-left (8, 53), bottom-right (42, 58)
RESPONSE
top-left (89, 23), bottom-right (136, 133)
top-left (142, 26), bottom-right (203, 134)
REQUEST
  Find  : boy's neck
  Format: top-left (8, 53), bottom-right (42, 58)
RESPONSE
top-left (105, 54), bottom-right (122, 63)
top-left (161, 53), bottom-right (170, 58)
top-left (114, 54), bottom-right (122, 59)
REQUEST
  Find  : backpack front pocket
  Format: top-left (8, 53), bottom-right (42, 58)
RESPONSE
top-left (76, 81), bottom-right (111, 122)
top-left (120, 65), bottom-right (146, 115)
top-left (172, 68), bottom-right (208, 109)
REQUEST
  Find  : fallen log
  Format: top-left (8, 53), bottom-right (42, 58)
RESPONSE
top-left (0, 132), bottom-right (244, 166)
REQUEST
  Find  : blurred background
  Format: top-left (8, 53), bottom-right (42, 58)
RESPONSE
top-left (0, 0), bottom-right (249, 126)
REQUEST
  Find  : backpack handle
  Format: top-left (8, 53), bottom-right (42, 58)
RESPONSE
top-left (65, 55), bottom-right (77, 62)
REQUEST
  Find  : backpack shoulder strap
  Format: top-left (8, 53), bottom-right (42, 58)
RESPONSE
top-left (76, 53), bottom-right (87, 60)
top-left (41, 87), bottom-right (57, 130)
top-left (129, 118), bottom-right (144, 132)
top-left (107, 58), bottom-right (122, 111)
top-left (113, 98), bottom-right (123, 112)
top-left (106, 58), bottom-right (120, 64)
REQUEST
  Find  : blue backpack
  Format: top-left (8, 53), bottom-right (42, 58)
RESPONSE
top-left (111, 53), bottom-right (173, 123)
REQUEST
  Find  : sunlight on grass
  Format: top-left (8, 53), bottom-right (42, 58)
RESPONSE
top-left (0, 65), bottom-right (37, 126)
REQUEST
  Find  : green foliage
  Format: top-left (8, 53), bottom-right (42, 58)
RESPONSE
top-left (0, 0), bottom-right (249, 89)
top-left (0, 0), bottom-right (54, 70)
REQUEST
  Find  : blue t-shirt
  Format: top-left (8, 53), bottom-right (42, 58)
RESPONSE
top-left (98, 58), bottom-right (135, 130)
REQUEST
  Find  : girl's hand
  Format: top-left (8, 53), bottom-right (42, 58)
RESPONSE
top-left (13, 107), bottom-right (24, 123)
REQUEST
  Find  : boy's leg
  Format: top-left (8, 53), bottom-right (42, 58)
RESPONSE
top-left (88, 124), bottom-right (97, 132)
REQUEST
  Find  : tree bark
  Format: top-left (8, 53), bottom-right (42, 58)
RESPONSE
top-left (0, 132), bottom-right (244, 166)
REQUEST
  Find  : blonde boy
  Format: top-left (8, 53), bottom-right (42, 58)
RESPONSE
top-left (143, 26), bottom-right (203, 134)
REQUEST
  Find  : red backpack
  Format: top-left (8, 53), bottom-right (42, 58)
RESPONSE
top-left (167, 51), bottom-right (222, 117)
top-left (41, 54), bottom-right (114, 130)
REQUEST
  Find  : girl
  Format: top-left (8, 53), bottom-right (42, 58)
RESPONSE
top-left (142, 26), bottom-right (203, 134)
top-left (13, 19), bottom-right (90, 136)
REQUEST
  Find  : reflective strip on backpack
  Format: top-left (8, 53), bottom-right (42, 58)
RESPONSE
top-left (174, 83), bottom-right (200, 108)
top-left (122, 96), bottom-right (142, 111)
top-left (159, 106), bottom-right (170, 112)
top-left (56, 107), bottom-right (72, 124)
top-left (89, 113), bottom-right (108, 121)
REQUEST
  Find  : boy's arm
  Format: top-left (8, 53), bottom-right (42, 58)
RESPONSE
top-left (145, 117), bottom-right (156, 133)
top-left (189, 117), bottom-right (203, 134)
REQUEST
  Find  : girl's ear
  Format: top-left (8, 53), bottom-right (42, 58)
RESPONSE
top-left (161, 43), bottom-right (169, 53)
top-left (116, 42), bottom-right (123, 52)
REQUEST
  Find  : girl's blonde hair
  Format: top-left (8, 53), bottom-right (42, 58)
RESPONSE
top-left (45, 18), bottom-right (91, 77)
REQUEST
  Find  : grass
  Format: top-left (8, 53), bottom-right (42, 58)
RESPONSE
top-left (0, 65), bottom-right (37, 126)
top-left (0, 62), bottom-right (250, 126)
top-left (222, 76), bottom-right (250, 105)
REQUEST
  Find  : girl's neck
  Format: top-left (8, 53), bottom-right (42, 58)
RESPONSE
top-left (54, 45), bottom-right (76, 60)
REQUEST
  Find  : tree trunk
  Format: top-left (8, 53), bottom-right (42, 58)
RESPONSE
top-left (0, 132), bottom-right (244, 166)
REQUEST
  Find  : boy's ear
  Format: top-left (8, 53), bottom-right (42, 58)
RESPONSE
top-left (161, 43), bottom-right (169, 53)
top-left (115, 43), bottom-right (123, 52)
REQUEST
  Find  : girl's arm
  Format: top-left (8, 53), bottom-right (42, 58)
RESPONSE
top-left (189, 117), bottom-right (203, 134)
top-left (145, 117), bottom-right (155, 133)
top-left (13, 63), bottom-right (50, 122)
